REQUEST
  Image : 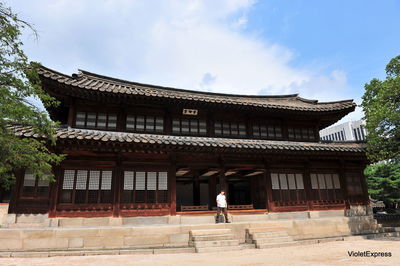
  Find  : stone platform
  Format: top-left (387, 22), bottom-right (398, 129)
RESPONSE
top-left (1, 208), bottom-right (395, 253)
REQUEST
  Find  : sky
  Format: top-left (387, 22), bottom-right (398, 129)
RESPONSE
top-left (7, 0), bottom-right (400, 124)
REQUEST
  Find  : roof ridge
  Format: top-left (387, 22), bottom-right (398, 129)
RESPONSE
top-left (78, 68), bottom-right (300, 99)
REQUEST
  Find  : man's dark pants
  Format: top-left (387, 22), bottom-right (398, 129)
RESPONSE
top-left (216, 207), bottom-right (229, 223)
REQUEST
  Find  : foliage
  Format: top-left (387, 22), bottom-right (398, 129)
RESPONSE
top-left (361, 56), bottom-right (400, 162)
top-left (365, 160), bottom-right (400, 207)
top-left (0, 2), bottom-right (64, 188)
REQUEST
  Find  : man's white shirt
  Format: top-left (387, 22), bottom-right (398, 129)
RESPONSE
top-left (216, 194), bottom-right (227, 208)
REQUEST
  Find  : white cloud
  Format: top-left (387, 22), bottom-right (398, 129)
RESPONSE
top-left (9, 0), bottom-right (362, 121)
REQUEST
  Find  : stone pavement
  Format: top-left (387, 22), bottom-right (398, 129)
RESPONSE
top-left (0, 239), bottom-right (398, 266)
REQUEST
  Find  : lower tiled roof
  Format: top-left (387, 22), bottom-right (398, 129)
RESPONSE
top-left (8, 125), bottom-right (366, 153)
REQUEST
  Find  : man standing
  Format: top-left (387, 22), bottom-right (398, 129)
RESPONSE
top-left (216, 191), bottom-right (230, 223)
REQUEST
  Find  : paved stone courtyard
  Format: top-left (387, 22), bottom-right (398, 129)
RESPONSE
top-left (0, 239), bottom-right (398, 266)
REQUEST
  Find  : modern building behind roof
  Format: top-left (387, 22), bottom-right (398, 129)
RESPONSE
top-left (320, 120), bottom-right (367, 142)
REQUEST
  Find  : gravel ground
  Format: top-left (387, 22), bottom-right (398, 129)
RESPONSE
top-left (0, 239), bottom-right (399, 266)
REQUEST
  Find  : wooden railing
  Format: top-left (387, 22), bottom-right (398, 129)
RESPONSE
top-left (228, 204), bottom-right (254, 210)
top-left (181, 205), bottom-right (208, 211)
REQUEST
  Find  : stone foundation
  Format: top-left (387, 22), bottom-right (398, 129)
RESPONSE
top-left (0, 209), bottom-right (382, 252)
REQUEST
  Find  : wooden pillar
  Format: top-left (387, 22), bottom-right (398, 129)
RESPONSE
top-left (193, 171), bottom-right (200, 205)
top-left (67, 98), bottom-right (76, 127)
top-left (49, 166), bottom-right (62, 217)
top-left (303, 160), bottom-right (313, 210)
top-left (339, 159), bottom-right (350, 208)
top-left (169, 153), bottom-right (177, 215)
top-left (112, 155), bottom-right (122, 217)
top-left (8, 169), bottom-right (23, 214)
top-left (264, 161), bottom-right (273, 212)
top-left (359, 162), bottom-right (370, 205)
top-left (209, 175), bottom-right (216, 209)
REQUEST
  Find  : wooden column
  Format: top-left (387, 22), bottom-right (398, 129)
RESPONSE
top-left (8, 169), bottom-right (23, 214)
top-left (303, 160), bottom-right (313, 210)
top-left (359, 162), bottom-right (370, 205)
top-left (264, 161), bottom-right (273, 212)
top-left (193, 171), bottom-right (200, 205)
top-left (339, 159), bottom-right (350, 208)
top-left (49, 166), bottom-right (62, 217)
top-left (112, 155), bottom-right (122, 217)
top-left (67, 98), bottom-right (76, 127)
top-left (169, 153), bottom-right (177, 215)
top-left (209, 175), bottom-right (217, 209)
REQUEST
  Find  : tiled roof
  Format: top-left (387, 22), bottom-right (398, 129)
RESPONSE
top-left (38, 67), bottom-right (356, 112)
top-left (9, 125), bottom-right (366, 153)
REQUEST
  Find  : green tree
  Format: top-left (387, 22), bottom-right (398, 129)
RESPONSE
top-left (361, 56), bottom-right (400, 162)
top-left (365, 160), bottom-right (400, 208)
top-left (0, 2), bottom-right (64, 188)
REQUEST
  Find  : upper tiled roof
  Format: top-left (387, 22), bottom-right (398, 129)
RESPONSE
top-left (38, 66), bottom-right (356, 112)
top-left (9, 125), bottom-right (366, 153)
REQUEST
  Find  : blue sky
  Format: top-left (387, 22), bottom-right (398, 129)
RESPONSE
top-left (7, 0), bottom-right (400, 123)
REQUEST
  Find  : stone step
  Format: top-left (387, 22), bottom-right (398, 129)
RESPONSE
top-left (190, 229), bottom-right (232, 236)
top-left (246, 227), bottom-right (286, 234)
top-left (253, 236), bottom-right (293, 245)
top-left (7, 222), bottom-right (50, 228)
top-left (195, 244), bottom-right (254, 253)
top-left (193, 239), bottom-right (240, 248)
top-left (380, 226), bottom-right (400, 233)
top-left (191, 233), bottom-right (235, 241)
top-left (256, 241), bottom-right (298, 249)
top-left (250, 231), bottom-right (288, 239)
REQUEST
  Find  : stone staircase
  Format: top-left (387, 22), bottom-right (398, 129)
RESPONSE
top-left (246, 227), bottom-right (295, 249)
top-left (189, 229), bottom-right (253, 253)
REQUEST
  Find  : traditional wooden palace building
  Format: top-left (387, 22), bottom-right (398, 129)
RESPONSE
top-left (8, 67), bottom-right (369, 217)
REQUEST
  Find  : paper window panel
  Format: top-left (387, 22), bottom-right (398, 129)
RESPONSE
top-left (267, 126), bottom-right (275, 137)
top-left (147, 172), bottom-right (157, 190)
top-left (239, 124), bottom-right (246, 136)
top-left (317, 174), bottom-right (326, 189)
top-left (199, 120), bottom-right (207, 134)
top-left (76, 112), bottom-right (86, 126)
top-left (279, 173), bottom-right (288, 189)
top-left (275, 126), bottom-right (282, 137)
top-left (271, 173), bottom-right (280, 190)
top-left (123, 171), bottom-right (134, 190)
top-left (214, 122), bottom-right (222, 135)
top-left (288, 128), bottom-right (295, 138)
top-left (181, 119), bottom-right (190, 133)
top-left (135, 172), bottom-right (146, 190)
top-left (146, 116), bottom-right (155, 130)
top-left (260, 125), bottom-right (268, 137)
top-left (310, 174), bottom-right (318, 189)
top-left (89, 171), bottom-right (100, 190)
top-left (252, 125), bottom-right (260, 137)
top-left (222, 122), bottom-right (230, 135)
top-left (190, 119), bottom-right (198, 134)
top-left (101, 171), bottom-right (112, 190)
top-left (38, 173), bottom-right (50, 187)
top-left (76, 170), bottom-right (88, 190)
top-left (287, 174), bottom-right (296, 189)
top-left (63, 170), bottom-right (75, 189)
top-left (158, 172), bottom-right (168, 190)
top-left (332, 174), bottom-right (341, 189)
top-left (136, 116), bottom-right (145, 130)
top-left (86, 113), bottom-right (96, 128)
top-left (155, 117), bottom-right (164, 132)
top-left (325, 174), bottom-right (333, 189)
top-left (23, 171), bottom-right (36, 187)
top-left (231, 123), bottom-right (239, 135)
top-left (107, 114), bottom-right (117, 129)
top-left (295, 174), bottom-right (304, 189)
top-left (126, 115), bottom-right (135, 130)
top-left (172, 119), bottom-right (180, 133)
top-left (97, 113), bottom-right (107, 129)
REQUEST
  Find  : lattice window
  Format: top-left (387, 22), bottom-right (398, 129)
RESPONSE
top-left (21, 170), bottom-right (50, 198)
top-left (215, 121), bottom-right (246, 137)
top-left (75, 111), bottom-right (118, 130)
top-left (346, 173), bottom-right (363, 196)
top-left (60, 169), bottom-right (113, 204)
top-left (126, 114), bottom-right (163, 133)
top-left (270, 172), bottom-right (305, 202)
top-left (252, 123), bottom-right (282, 139)
top-left (123, 171), bottom-right (168, 204)
top-left (23, 171), bottom-right (35, 187)
top-left (173, 118), bottom-right (206, 135)
top-left (310, 173), bottom-right (342, 201)
top-left (288, 126), bottom-right (316, 141)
